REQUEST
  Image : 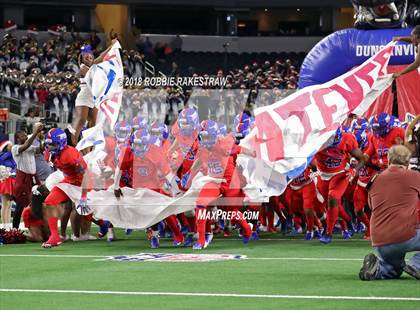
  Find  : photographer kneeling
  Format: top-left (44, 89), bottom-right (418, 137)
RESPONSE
top-left (359, 145), bottom-right (420, 281)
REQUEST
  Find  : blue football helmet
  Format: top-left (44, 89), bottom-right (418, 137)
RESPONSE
top-left (354, 129), bottom-right (369, 150)
top-left (390, 116), bottom-right (402, 128)
top-left (150, 121), bottom-right (169, 141)
top-left (199, 120), bottom-right (219, 149)
top-left (114, 120), bottom-right (132, 143)
top-left (233, 113), bottom-right (253, 140)
top-left (351, 117), bottom-right (370, 133)
top-left (132, 115), bottom-right (148, 131)
top-left (131, 130), bottom-right (151, 157)
top-left (217, 122), bottom-right (228, 138)
top-left (370, 112), bottom-right (392, 137)
top-left (45, 128), bottom-right (67, 156)
top-left (329, 127), bottom-right (343, 148)
top-left (178, 108), bottom-right (199, 135)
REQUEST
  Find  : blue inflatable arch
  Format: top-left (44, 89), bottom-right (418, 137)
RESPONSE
top-left (298, 28), bottom-right (415, 89)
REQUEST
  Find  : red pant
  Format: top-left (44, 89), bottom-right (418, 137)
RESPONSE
top-left (316, 172), bottom-right (349, 202)
top-left (353, 185), bottom-right (368, 213)
top-left (13, 170), bottom-right (39, 208)
top-left (196, 181), bottom-right (243, 208)
top-left (290, 182), bottom-right (316, 213)
top-left (44, 186), bottom-right (71, 206)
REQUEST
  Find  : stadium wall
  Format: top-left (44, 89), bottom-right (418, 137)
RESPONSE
top-left (142, 34), bottom-right (323, 52)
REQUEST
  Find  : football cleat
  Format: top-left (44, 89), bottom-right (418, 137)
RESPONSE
top-left (192, 242), bottom-right (204, 250)
top-left (304, 231), bottom-right (314, 241)
top-left (291, 226), bottom-right (303, 236)
top-left (184, 234), bottom-right (194, 247)
top-left (204, 233), bottom-right (214, 248)
top-left (251, 231), bottom-right (260, 241)
top-left (313, 229), bottom-right (322, 239)
top-left (42, 237), bottom-right (62, 248)
top-left (150, 236), bottom-right (160, 249)
top-left (320, 234), bottom-right (332, 244)
top-left (97, 221), bottom-right (110, 238)
top-left (356, 222), bottom-right (366, 234)
top-left (107, 228), bottom-right (115, 242)
top-left (172, 240), bottom-right (183, 247)
top-left (346, 221), bottom-right (355, 237)
top-left (342, 230), bottom-right (352, 240)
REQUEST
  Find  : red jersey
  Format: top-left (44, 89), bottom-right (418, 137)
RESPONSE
top-left (171, 121), bottom-right (198, 162)
top-left (357, 133), bottom-right (376, 185)
top-left (53, 146), bottom-right (87, 185)
top-left (196, 135), bottom-right (238, 181)
top-left (115, 143), bottom-right (134, 187)
top-left (103, 136), bottom-right (117, 170)
top-left (315, 132), bottom-right (358, 174)
top-left (364, 127), bottom-right (404, 170)
top-left (130, 145), bottom-right (171, 189)
top-left (290, 167), bottom-right (312, 188)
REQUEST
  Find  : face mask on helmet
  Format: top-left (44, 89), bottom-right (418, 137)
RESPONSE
top-left (352, 0), bottom-right (408, 29)
top-left (114, 121), bottom-right (132, 143)
top-left (217, 123), bottom-right (228, 138)
top-left (351, 117), bottom-right (370, 132)
top-left (328, 127), bottom-right (343, 148)
top-left (355, 130), bottom-right (369, 149)
top-left (131, 130), bottom-right (151, 157)
top-left (150, 121), bottom-right (169, 141)
top-left (45, 128), bottom-right (67, 156)
top-left (370, 113), bottom-right (391, 137)
top-left (178, 108), bottom-right (199, 136)
top-left (132, 116), bottom-right (148, 131)
top-left (233, 113), bottom-right (252, 142)
top-left (199, 120), bottom-right (218, 149)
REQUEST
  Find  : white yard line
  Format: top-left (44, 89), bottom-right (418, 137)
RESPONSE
top-left (0, 288), bottom-right (419, 301)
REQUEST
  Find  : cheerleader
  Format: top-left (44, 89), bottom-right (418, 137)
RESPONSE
top-left (70, 39), bottom-right (116, 146)
top-left (0, 140), bottom-right (15, 229)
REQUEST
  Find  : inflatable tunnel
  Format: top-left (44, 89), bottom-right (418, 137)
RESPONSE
top-left (299, 28), bottom-right (420, 119)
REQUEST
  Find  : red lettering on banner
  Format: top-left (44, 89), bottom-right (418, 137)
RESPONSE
top-left (274, 92), bottom-right (312, 144)
top-left (372, 47), bottom-right (391, 75)
top-left (330, 62), bottom-right (378, 111)
top-left (355, 62), bottom-right (376, 87)
top-left (255, 111), bottom-right (284, 161)
top-left (311, 88), bottom-right (338, 129)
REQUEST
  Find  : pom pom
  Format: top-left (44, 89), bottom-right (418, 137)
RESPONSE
top-left (0, 228), bottom-right (26, 244)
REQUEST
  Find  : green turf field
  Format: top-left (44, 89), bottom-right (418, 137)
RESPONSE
top-left (1, 231), bottom-right (419, 310)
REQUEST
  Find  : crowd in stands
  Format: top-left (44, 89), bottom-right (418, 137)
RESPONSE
top-left (0, 24), bottom-right (304, 132)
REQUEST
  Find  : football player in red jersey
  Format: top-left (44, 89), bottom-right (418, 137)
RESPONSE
top-left (352, 117), bottom-right (377, 240)
top-left (169, 108), bottom-right (200, 184)
top-left (188, 120), bottom-right (254, 250)
top-left (315, 126), bottom-right (365, 244)
top-left (289, 166), bottom-right (319, 240)
top-left (364, 112), bottom-right (404, 170)
top-left (168, 108), bottom-right (200, 242)
top-left (113, 129), bottom-right (183, 248)
top-left (42, 128), bottom-right (88, 248)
